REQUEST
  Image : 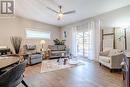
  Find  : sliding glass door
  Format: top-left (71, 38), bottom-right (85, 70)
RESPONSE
top-left (76, 32), bottom-right (83, 56)
top-left (76, 32), bottom-right (90, 57)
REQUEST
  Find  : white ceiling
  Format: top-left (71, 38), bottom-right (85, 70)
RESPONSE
top-left (15, 0), bottom-right (130, 26)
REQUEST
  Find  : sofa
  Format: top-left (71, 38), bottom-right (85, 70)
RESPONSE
top-left (99, 49), bottom-right (124, 71)
top-left (48, 45), bottom-right (68, 59)
top-left (0, 46), bottom-right (11, 56)
top-left (23, 45), bottom-right (43, 65)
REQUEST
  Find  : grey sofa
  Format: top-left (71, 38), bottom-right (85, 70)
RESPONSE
top-left (23, 45), bottom-right (43, 65)
top-left (99, 49), bottom-right (124, 71)
top-left (48, 45), bottom-right (68, 59)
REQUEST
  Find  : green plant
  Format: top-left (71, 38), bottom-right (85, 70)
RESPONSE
top-left (60, 40), bottom-right (66, 45)
top-left (53, 39), bottom-right (66, 45)
top-left (53, 39), bottom-right (60, 45)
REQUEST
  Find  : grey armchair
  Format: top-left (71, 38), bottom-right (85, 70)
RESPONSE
top-left (23, 45), bottom-right (43, 65)
top-left (0, 61), bottom-right (28, 87)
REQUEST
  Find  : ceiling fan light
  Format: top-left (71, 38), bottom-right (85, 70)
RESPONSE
top-left (58, 13), bottom-right (63, 18)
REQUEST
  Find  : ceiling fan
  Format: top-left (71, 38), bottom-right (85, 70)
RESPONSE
top-left (47, 5), bottom-right (76, 20)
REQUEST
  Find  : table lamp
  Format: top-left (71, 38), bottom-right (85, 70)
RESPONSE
top-left (40, 40), bottom-right (45, 51)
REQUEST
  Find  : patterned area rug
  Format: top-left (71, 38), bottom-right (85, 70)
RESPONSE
top-left (40, 59), bottom-right (86, 73)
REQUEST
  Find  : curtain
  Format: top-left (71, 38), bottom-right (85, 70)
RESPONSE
top-left (87, 20), bottom-right (100, 61)
top-left (72, 20), bottom-right (100, 60)
top-left (95, 20), bottom-right (101, 61)
top-left (71, 26), bottom-right (78, 57)
top-left (87, 20), bottom-right (100, 60)
top-left (69, 19), bottom-right (100, 61)
top-left (87, 21), bottom-right (96, 60)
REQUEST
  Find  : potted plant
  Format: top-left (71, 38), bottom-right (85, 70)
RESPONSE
top-left (53, 39), bottom-right (66, 45)
top-left (10, 36), bottom-right (22, 54)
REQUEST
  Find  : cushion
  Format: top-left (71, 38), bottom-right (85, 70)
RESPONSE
top-left (26, 45), bottom-right (36, 50)
top-left (51, 51), bottom-right (66, 54)
top-left (99, 56), bottom-right (110, 63)
top-left (108, 49), bottom-right (122, 57)
top-left (30, 54), bottom-right (41, 59)
top-left (48, 45), bottom-right (66, 51)
top-left (0, 46), bottom-right (8, 49)
top-left (57, 45), bottom-right (66, 51)
top-left (48, 45), bottom-right (58, 51)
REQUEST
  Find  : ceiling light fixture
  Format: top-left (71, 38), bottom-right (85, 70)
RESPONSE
top-left (58, 12), bottom-right (63, 20)
top-left (46, 1), bottom-right (76, 20)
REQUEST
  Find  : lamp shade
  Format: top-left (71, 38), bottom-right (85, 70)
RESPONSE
top-left (40, 40), bottom-right (45, 44)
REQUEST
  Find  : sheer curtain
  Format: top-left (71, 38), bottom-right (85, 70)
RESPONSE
top-left (70, 26), bottom-right (78, 57)
top-left (87, 20), bottom-right (100, 60)
top-left (70, 19), bottom-right (100, 61)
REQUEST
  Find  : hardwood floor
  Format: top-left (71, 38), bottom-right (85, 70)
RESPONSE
top-left (18, 60), bottom-right (124, 87)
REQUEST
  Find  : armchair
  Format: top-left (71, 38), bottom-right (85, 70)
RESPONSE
top-left (99, 49), bottom-right (124, 71)
top-left (23, 45), bottom-right (42, 65)
top-left (0, 60), bottom-right (28, 87)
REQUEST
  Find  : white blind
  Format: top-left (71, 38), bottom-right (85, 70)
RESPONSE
top-left (77, 24), bottom-right (89, 32)
top-left (26, 30), bottom-right (50, 39)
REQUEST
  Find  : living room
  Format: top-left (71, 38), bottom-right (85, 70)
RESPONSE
top-left (0, 0), bottom-right (130, 87)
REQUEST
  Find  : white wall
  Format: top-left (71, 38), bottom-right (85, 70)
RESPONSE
top-left (61, 5), bottom-right (130, 59)
top-left (97, 5), bottom-right (130, 28)
top-left (0, 16), bottom-right (60, 52)
top-left (60, 25), bottom-right (74, 48)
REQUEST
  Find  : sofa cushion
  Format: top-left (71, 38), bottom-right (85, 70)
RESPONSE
top-left (48, 45), bottom-right (58, 51)
top-left (27, 45), bottom-right (36, 50)
top-left (51, 51), bottom-right (66, 53)
top-left (24, 45), bottom-right (36, 50)
top-left (0, 46), bottom-right (8, 49)
top-left (30, 54), bottom-right (42, 59)
top-left (48, 45), bottom-right (66, 51)
top-left (57, 45), bottom-right (66, 51)
top-left (99, 56), bottom-right (110, 63)
top-left (108, 49), bottom-right (122, 57)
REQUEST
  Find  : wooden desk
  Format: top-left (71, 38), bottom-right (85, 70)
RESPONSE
top-left (124, 51), bottom-right (130, 87)
top-left (0, 56), bottom-right (19, 69)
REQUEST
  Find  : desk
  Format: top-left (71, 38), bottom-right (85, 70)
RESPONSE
top-left (123, 51), bottom-right (130, 87)
top-left (0, 56), bottom-right (19, 69)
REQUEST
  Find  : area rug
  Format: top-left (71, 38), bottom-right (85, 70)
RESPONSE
top-left (40, 59), bottom-right (86, 73)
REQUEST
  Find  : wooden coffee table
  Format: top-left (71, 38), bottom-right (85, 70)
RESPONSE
top-left (0, 56), bottom-right (19, 70)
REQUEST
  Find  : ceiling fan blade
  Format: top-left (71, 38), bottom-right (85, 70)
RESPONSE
top-left (63, 10), bottom-right (76, 15)
top-left (46, 7), bottom-right (58, 13)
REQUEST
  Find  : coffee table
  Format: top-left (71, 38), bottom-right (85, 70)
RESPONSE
top-left (0, 56), bottom-right (19, 70)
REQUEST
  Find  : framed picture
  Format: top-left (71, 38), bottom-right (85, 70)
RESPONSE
top-left (64, 31), bottom-right (67, 38)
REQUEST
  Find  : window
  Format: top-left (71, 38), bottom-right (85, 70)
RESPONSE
top-left (26, 30), bottom-right (50, 39)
